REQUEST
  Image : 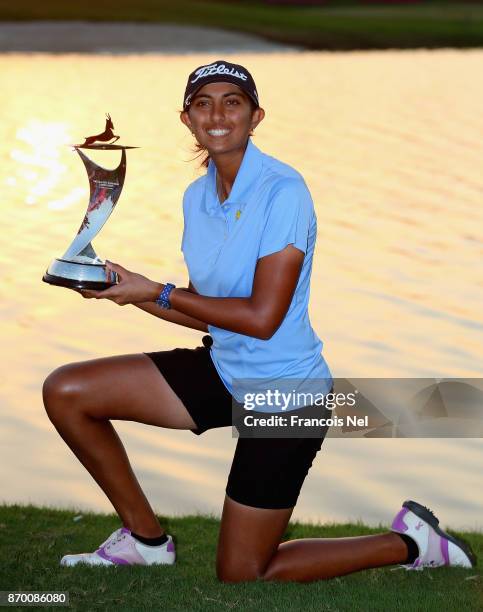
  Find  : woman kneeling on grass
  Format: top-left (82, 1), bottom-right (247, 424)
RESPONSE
top-left (42, 60), bottom-right (476, 580)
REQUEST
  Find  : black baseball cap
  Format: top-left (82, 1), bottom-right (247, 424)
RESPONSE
top-left (183, 60), bottom-right (259, 110)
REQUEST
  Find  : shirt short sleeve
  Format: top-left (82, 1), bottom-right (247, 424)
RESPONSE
top-left (258, 179), bottom-right (313, 259)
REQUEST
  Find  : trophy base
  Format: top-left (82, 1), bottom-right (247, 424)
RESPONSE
top-left (42, 258), bottom-right (118, 291)
top-left (42, 273), bottom-right (114, 291)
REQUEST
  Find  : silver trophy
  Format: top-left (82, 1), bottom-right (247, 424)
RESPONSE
top-left (43, 114), bottom-right (137, 290)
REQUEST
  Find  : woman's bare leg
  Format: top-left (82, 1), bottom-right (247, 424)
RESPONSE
top-left (42, 354), bottom-right (197, 537)
top-left (217, 496), bottom-right (408, 583)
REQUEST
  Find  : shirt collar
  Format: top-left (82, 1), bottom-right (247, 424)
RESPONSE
top-left (203, 138), bottom-right (264, 216)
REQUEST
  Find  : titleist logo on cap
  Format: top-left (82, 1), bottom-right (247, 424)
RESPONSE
top-left (183, 60), bottom-right (259, 109)
top-left (191, 62), bottom-right (248, 84)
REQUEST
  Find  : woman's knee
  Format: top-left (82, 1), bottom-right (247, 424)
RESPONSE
top-left (216, 558), bottom-right (263, 584)
top-left (42, 364), bottom-right (86, 418)
top-left (215, 495), bottom-right (291, 584)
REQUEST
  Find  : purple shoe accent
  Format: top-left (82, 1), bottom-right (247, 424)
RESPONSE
top-left (120, 527), bottom-right (131, 535)
top-left (392, 508), bottom-right (409, 533)
top-left (411, 558), bottom-right (422, 568)
top-left (167, 539), bottom-right (175, 553)
top-left (96, 546), bottom-right (130, 565)
top-left (440, 537), bottom-right (450, 565)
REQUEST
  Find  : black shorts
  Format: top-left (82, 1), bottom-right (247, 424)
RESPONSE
top-left (143, 335), bottom-right (329, 510)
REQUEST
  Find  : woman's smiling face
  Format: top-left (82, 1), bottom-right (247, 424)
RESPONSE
top-left (181, 82), bottom-right (264, 155)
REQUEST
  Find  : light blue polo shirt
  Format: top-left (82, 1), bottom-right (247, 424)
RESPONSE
top-left (181, 138), bottom-right (333, 412)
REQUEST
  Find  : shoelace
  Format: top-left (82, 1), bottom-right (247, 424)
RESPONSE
top-left (105, 533), bottom-right (127, 550)
top-left (99, 529), bottom-right (126, 550)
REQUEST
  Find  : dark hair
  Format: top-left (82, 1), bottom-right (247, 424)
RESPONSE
top-left (180, 98), bottom-right (260, 169)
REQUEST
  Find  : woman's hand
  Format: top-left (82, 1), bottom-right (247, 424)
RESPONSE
top-left (77, 261), bottom-right (162, 306)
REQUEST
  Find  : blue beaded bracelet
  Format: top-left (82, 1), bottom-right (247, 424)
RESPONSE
top-left (156, 283), bottom-right (176, 309)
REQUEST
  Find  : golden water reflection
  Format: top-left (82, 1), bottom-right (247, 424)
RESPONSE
top-left (0, 51), bottom-right (482, 528)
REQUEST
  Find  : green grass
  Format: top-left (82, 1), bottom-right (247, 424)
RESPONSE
top-left (0, 1), bottom-right (483, 50)
top-left (0, 503), bottom-right (481, 611)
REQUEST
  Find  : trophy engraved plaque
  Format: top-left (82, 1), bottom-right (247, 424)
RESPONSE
top-left (42, 114), bottom-right (137, 290)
